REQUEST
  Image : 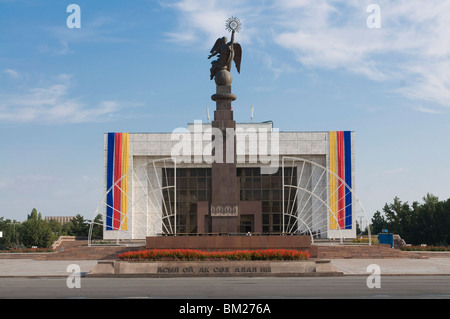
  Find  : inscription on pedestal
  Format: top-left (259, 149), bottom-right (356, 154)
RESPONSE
top-left (211, 204), bottom-right (238, 217)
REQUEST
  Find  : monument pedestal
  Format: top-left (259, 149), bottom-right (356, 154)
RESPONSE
top-left (210, 70), bottom-right (239, 233)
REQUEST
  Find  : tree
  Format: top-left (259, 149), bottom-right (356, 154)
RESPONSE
top-left (0, 218), bottom-right (21, 250)
top-left (440, 198), bottom-right (450, 245)
top-left (416, 194), bottom-right (448, 245)
top-left (90, 214), bottom-right (103, 239)
top-left (66, 214), bottom-right (89, 237)
top-left (374, 194), bottom-right (450, 246)
top-left (382, 197), bottom-right (412, 236)
top-left (47, 219), bottom-right (64, 241)
top-left (371, 211), bottom-right (387, 235)
top-left (19, 208), bottom-right (53, 248)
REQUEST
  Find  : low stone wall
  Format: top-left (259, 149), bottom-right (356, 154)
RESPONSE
top-left (88, 260), bottom-right (341, 277)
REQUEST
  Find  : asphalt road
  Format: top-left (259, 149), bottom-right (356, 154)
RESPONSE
top-left (0, 276), bottom-right (449, 299)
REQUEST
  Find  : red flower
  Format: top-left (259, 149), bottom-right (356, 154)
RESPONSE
top-left (118, 248), bottom-right (310, 261)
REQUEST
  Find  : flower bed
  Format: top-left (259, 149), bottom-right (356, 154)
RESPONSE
top-left (401, 245), bottom-right (449, 252)
top-left (118, 249), bottom-right (310, 261)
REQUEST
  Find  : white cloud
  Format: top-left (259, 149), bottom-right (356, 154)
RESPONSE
top-left (412, 105), bottom-right (443, 115)
top-left (164, 31), bottom-right (196, 44)
top-left (4, 69), bottom-right (20, 79)
top-left (162, 0), bottom-right (256, 47)
top-left (165, 0), bottom-right (450, 111)
top-left (0, 73), bottom-right (122, 123)
top-left (396, 61), bottom-right (450, 108)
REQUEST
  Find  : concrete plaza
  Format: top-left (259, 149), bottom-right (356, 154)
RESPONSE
top-left (1, 257), bottom-right (450, 277)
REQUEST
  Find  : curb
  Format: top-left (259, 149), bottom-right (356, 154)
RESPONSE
top-left (86, 259), bottom-right (344, 278)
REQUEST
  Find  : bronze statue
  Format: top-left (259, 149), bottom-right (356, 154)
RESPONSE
top-left (208, 17), bottom-right (242, 81)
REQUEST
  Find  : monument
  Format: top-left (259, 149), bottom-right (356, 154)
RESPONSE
top-left (209, 17), bottom-right (242, 233)
top-left (98, 17), bottom-right (361, 252)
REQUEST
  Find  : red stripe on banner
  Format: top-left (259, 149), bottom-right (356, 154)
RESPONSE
top-left (113, 133), bottom-right (122, 230)
top-left (337, 131), bottom-right (345, 229)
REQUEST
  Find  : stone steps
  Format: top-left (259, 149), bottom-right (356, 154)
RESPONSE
top-left (0, 239), bottom-right (144, 260)
top-left (6, 239), bottom-right (445, 261)
top-left (38, 245), bottom-right (145, 260)
top-left (49, 243), bottom-right (403, 260)
top-left (316, 244), bottom-right (408, 259)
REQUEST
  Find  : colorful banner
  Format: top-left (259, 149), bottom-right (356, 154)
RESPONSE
top-left (121, 133), bottom-right (129, 230)
top-left (106, 133), bottom-right (115, 230)
top-left (337, 131), bottom-right (345, 229)
top-left (329, 131), bottom-right (352, 230)
top-left (106, 132), bottom-right (129, 231)
top-left (344, 131), bottom-right (352, 229)
top-left (328, 131), bottom-right (338, 230)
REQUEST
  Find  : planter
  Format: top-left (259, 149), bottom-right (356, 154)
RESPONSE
top-left (118, 248), bottom-right (310, 262)
top-left (88, 259), bottom-right (342, 277)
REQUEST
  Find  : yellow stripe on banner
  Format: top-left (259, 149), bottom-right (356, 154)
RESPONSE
top-left (120, 133), bottom-right (129, 230)
top-left (329, 131), bottom-right (338, 230)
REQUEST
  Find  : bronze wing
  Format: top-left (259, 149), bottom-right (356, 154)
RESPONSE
top-left (233, 42), bottom-right (242, 73)
top-left (210, 37), bottom-right (223, 55)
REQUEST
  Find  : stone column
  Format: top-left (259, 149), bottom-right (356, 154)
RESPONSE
top-left (210, 69), bottom-right (239, 233)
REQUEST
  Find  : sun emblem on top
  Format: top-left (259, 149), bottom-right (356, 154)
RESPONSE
top-left (225, 16), bottom-right (242, 33)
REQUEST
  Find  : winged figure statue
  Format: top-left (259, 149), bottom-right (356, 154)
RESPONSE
top-left (208, 30), bottom-right (242, 80)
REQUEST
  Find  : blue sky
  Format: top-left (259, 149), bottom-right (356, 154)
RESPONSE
top-left (1, 0), bottom-right (449, 222)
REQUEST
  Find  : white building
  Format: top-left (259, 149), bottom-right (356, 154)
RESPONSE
top-left (101, 121), bottom-right (358, 241)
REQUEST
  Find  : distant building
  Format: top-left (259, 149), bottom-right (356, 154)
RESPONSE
top-left (45, 216), bottom-right (74, 225)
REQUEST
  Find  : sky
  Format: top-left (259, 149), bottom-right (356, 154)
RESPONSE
top-left (0, 0), bottom-right (449, 223)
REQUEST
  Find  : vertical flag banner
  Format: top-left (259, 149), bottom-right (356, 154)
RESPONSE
top-left (337, 131), bottom-right (345, 229)
top-left (106, 133), bottom-right (115, 230)
top-left (106, 132), bottom-right (129, 231)
top-left (329, 131), bottom-right (352, 230)
top-left (113, 133), bottom-right (122, 230)
top-left (121, 133), bottom-right (129, 230)
top-left (329, 131), bottom-right (338, 229)
top-left (344, 131), bottom-right (352, 229)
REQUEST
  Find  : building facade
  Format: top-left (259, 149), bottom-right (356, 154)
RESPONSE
top-left (45, 216), bottom-right (74, 225)
top-left (102, 122), bottom-right (356, 241)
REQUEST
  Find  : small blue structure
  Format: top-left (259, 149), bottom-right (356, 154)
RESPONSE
top-left (378, 232), bottom-right (394, 248)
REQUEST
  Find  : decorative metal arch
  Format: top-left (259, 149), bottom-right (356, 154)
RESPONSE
top-left (281, 157), bottom-right (371, 245)
top-left (88, 158), bottom-right (176, 246)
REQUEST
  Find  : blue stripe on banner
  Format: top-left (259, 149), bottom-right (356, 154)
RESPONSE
top-left (106, 133), bottom-right (115, 230)
top-left (344, 131), bottom-right (352, 229)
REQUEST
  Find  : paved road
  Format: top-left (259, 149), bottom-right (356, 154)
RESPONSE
top-left (0, 276), bottom-right (449, 299)
top-left (2, 257), bottom-right (450, 277)
top-left (0, 258), bottom-right (449, 301)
